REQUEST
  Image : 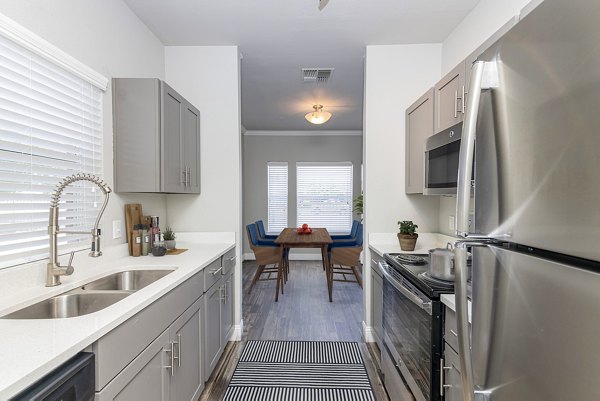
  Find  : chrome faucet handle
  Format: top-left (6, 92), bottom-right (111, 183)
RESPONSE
top-left (64, 251), bottom-right (75, 275)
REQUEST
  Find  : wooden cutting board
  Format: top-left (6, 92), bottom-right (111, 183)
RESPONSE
top-left (125, 204), bottom-right (142, 256)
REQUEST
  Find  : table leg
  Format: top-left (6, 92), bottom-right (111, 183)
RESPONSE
top-left (275, 245), bottom-right (284, 302)
top-left (322, 245), bottom-right (332, 302)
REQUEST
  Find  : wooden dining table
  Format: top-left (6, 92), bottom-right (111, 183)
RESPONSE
top-left (274, 228), bottom-right (333, 302)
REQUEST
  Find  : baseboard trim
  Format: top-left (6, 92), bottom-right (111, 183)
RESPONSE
top-left (363, 321), bottom-right (376, 343)
top-left (243, 252), bottom-right (323, 261)
top-left (231, 320), bottom-right (243, 341)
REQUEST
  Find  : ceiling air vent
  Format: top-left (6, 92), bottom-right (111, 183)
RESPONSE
top-left (302, 68), bottom-right (334, 83)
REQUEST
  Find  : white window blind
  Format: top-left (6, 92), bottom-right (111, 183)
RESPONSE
top-left (296, 162), bottom-right (353, 233)
top-left (0, 32), bottom-right (104, 268)
top-left (267, 162), bottom-right (288, 233)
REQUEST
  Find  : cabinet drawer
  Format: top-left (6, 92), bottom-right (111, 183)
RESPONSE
top-left (221, 248), bottom-right (236, 276)
top-left (445, 307), bottom-right (459, 353)
top-left (443, 343), bottom-right (463, 401)
top-left (203, 259), bottom-right (223, 292)
top-left (94, 270), bottom-right (203, 391)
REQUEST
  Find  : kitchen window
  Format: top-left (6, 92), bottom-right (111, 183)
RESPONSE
top-left (296, 162), bottom-right (353, 233)
top-left (0, 19), bottom-right (107, 268)
top-left (267, 162), bottom-right (288, 233)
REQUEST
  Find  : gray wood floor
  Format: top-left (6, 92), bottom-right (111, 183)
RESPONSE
top-left (199, 260), bottom-right (389, 401)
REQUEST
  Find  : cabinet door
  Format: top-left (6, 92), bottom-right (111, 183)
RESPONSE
top-left (371, 268), bottom-right (384, 347)
top-left (170, 297), bottom-right (204, 401)
top-left (220, 272), bottom-right (234, 346)
top-left (183, 101), bottom-right (200, 194)
top-left (443, 344), bottom-right (464, 401)
top-left (96, 330), bottom-right (170, 401)
top-left (161, 82), bottom-right (185, 193)
top-left (204, 282), bottom-right (223, 379)
top-left (434, 62), bottom-right (465, 133)
top-left (405, 88), bottom-right (434, 194)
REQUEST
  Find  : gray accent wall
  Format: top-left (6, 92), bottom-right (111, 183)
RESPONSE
top-left (242, 134), bottom-right (363, 254)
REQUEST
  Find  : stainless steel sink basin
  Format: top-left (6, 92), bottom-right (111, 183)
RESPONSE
top-left (2, 269), bottom-right (175, 319)
top-left (2, 291), bottom-right (131, 319)
top-left (81, 269), bottom-right (174, 291)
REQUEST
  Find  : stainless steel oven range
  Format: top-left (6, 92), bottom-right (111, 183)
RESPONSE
top-left (379, 253), bottom-right (454, 401)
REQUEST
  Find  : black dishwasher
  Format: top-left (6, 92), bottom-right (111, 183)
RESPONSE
top-left (11, 352), bottom-right (95, 401)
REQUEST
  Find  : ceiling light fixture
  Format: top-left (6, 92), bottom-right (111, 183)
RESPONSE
top-left (305, 105), bottom-right (332, 125)
top-left (318, 0), bottom-right (330, 11)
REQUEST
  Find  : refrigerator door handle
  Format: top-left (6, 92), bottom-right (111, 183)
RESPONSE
top-left (456, 60), bottom-right (498, 237)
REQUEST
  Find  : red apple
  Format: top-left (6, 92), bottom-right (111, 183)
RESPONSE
top-left (302, 223), bottom-right (309, 229)
top-left (297, 227), bottom-right (303, 234)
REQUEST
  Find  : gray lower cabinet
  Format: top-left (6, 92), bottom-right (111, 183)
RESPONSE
top-left (443, 305), bottom-right (468, 401)
top-left (405, 88), bottom-right (434, 194)
top-left (442, 344), bottom-right (463, 401)
top-left (96, 297), bottom-right (204, 401)
top-left (113, 78), bottom-right (200, 194)
top-left (204, 270), bottom-right (235, 380)
top-left (204, 280), bottom-right (223, 376)
top-left (370, 255), bottom-right (384, 348)
top-left (170, 298), bottom-right (204, 401)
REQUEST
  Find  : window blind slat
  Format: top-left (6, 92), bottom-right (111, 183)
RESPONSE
top-left (0, 32), bottom-right (103, 268)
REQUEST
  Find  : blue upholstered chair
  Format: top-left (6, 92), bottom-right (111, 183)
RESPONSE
top-left (329, 223), bottom-right (364, 289)
top-left (330, 220), bottom-right (360, 241)
top-left (255, 220), bottom-right (278, 240)
top-left (246, 223), bottom-right (285, 295)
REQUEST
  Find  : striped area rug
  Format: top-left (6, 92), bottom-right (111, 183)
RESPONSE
top-left (224, 341), bottom-right (376, 401)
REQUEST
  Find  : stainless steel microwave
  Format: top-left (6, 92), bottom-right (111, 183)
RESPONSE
top-left (424, 122), bottom-right (463, 195)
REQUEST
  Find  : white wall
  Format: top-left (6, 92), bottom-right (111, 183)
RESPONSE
top-left (0, 0), bottom-right (168, 251)
top-left (164, 46), bottom-right (243, 337)
top-left (363, 44), bottom-right (442, 335)
top-left (442, 0), bottom-right (535, 74)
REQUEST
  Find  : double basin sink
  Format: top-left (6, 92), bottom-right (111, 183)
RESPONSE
top-left (2, 269), bottom-right (174, 320)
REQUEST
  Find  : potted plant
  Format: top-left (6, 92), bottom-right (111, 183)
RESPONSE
top-left (163, 227), bottom-right (176, 250)
top-left (353, 194), bottom-right (364, 221)
top-left (397, 220), bottom-right (418, 251)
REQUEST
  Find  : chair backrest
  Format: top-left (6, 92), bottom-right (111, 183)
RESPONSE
top-left (246, 223), bottom-right (260, 247)
top-left (355, 223), bottom-right (364, 246)
top-left (255, 220), bottom-right (267, 238)
top-left (350, 220), bottom-right (359, 237)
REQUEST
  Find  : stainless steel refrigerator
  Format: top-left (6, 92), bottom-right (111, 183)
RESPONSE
top-left (453, 0), bottom-right (600, 400)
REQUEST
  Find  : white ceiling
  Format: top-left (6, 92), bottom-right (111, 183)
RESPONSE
top-left (123, 0), bottom-right (480, 131)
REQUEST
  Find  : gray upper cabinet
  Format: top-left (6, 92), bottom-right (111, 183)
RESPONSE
top-left (113, 78), bottom-right (200, 194)
top-left (434, 62), bottom-right (466, 133)
top-left (405, 88), bottom-right (434, 194)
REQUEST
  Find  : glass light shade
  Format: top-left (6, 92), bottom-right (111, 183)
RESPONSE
top-left (305, 105), bottom-right (332, 125)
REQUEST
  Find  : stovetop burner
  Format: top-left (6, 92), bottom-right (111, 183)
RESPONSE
top-left (418, 272), bottom-right (455, 288)
top-left (393, 254), bottom-right (427, 265)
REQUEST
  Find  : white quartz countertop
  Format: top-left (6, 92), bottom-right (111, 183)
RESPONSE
top-left (368, 232), bottom-right (458, 257)
top-left (441, 294), bottom-right (472, 324)
top-left (0, 232), bottom-right (235, 400)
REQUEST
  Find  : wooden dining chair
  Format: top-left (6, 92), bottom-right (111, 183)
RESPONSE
top-left (246, 224), bottom-right (286, 294)
top-left (329, 223), bottom-right (364, 288)
top-left (255, 220), bottom-right (289, 279)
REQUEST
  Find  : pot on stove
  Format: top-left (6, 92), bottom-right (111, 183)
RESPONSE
top-left (429, 243), bottom-right (472, 281)
top-left (428, 243), bottom-right (456, 281)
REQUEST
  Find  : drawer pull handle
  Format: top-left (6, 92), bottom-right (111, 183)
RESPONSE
top-left (164, 342), bottom-right (175, 376)
top-left (211, 266), bottom-right (223, 276)
top-left (450, 329), bottom-right (458, 337)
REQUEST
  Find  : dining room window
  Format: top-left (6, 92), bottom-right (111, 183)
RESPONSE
top-left (296, 162), bottom-right (353, 233)
top-left (267, 162), bottom-right (288, 233)
top-left (0, 21), bottom-right (107, 268)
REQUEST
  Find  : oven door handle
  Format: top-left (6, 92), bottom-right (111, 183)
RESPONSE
top-left (379, 262), bottom-right (432, 315)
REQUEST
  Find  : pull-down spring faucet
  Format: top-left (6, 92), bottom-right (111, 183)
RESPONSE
top-left (47, 173), bottom-right (112, 287)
